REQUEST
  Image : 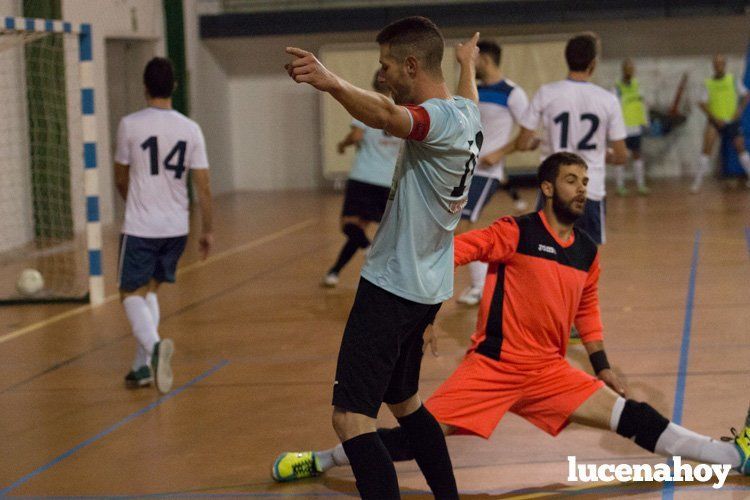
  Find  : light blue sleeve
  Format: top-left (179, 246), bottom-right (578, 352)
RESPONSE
top-left (420, 99), bottom-right (465, 149)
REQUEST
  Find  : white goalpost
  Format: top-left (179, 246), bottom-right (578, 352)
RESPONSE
top-left (0, 17), bottom-right (103, 305)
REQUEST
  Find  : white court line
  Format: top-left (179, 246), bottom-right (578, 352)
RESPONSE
top-left (0, 219), bottom-right (317, 345)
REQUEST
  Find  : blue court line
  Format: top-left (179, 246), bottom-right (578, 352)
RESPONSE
top-left (662, 230), bottom-right (701, 500)
top-left (0, 359), bottom-right (229, 496)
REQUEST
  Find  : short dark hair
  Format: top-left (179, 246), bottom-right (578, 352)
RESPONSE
top-left (565, 33), bottom-right (598, 72)
top-left (477, 40), bottom-right (501, 66)
top-left (143, 57), bottom-right (175, 98)
top-left (376, 16), bottom-right (444, 74)
top-left (537, 152), bottom-right (587, 186)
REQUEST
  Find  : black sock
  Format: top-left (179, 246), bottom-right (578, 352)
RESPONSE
top-left (378, 427), bottom-right (415, 461)
top-left (616, 400), bottom-right (670, 452)
top-left (329, 239), bottom-right (360, 274)
top-left (502, 182), bottom-right (521, 201)
top-left (397, 405), bottom-right (458, 500)
top-left (343, 223), bottom-right (370, 248)
top-left (342, 432), bottom-right (400, 500)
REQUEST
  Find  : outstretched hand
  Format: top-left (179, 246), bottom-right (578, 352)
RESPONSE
top-left (285, 47), bottom-right (338, 92)
top-left (423, 324), bottom-right (440, 357)
top-left (455, 32), bottom-right (480, 65)
top-left (598, 368), bottom-right (627, 397)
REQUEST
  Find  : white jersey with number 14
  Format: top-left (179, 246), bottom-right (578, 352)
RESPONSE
top-left (115, 107), bottom-right (209, 238)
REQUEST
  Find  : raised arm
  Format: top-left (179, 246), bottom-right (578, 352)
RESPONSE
top-left (286, 47), bottom-right (412, 139)
top-left (455, 32), bottom-right (480, 103)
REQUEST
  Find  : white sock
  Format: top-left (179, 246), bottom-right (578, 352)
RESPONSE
top-left (655, 423), bottom-right (740, 467)
top-left (145, 292), bottom-right (160, 327)
top-left (315, 444), bottom-right (349, 471)
top-left (614, 165), bottom-right (626, 190)
top-left (699, 154), bottom-right (711, 173)
top-left (132, 344), bottom-right (150, 371)
top-left (609, 397), bottom-right (627, 432)
top-left (123, 295), bottom-right (159, 356)
top-left (633, 159), bottom-right (646, 189)
top-left (696, 154), bottom-right (711, 178)
top-left (739, 151), bottom-right (750, 177)
top-left (468, 261), bottom-right (488, 290)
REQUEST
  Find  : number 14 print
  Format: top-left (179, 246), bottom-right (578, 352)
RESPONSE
top-left (141, 136), bottom-right (188, 179)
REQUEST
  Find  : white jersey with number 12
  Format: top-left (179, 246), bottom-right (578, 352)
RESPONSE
top-left (520, 80), bottom-right (626, 201)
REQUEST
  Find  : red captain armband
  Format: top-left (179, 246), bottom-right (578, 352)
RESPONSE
top-left (404, 105), bottom-right (430, 141)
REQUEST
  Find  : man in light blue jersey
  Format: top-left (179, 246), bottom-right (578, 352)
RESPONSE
top-left (323, 72), bottom-right (402, 287)
top-left (280, 16), bottom-right (482, 499)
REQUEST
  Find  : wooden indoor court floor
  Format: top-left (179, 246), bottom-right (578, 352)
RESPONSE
top-left (1, 179), bottom-right (749, 499)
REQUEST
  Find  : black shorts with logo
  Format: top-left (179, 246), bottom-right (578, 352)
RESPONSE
top-left (341, 179), bottom-right (391, 222)
top-left (332, 278), bottom-right (442, 418)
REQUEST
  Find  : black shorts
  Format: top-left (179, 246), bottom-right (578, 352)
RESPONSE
top-left (625, 135), bottom-right (642, 153)
top-left (574, 198), bottom-right (606, 245)
top-left (720, 121), bottom-right (742, 139)
top-left (461, 174), bottom-right (501, 223)
top-left (341, 179), bottom-right (390, 222)
top-left (118, 234), bottom-right (187, 291)
top-left (332, 278), bottom-right (442, 418)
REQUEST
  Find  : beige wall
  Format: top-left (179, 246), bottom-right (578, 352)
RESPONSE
top-left (195, 13), bottom-right (749, 191)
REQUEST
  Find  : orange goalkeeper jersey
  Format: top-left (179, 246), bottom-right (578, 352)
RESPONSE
top-left (454, 211), bottom-right (603, 366)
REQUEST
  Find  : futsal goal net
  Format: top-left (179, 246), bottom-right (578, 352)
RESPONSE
top-left (0, 17), bottom-right (103, 305)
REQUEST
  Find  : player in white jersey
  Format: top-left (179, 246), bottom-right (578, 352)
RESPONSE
top-left (517, 33), bottom-right (627, 245)
top-left (322, 72), bottom-right (401, 287)
top-left (282, 17), bottom-right (481, 499)
top-left (457, 40), bottom-right (529, 306)
top-left (114, 58), bottom-right (213, 394)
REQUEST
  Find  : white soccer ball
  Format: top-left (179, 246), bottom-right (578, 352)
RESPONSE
top-left (16, 268), bottom-right (44, 296)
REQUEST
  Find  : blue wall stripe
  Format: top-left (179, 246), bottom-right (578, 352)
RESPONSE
top-left (24, 17), bottom-right (34, 32)
top-left (63, 21), bottom-right (71, 33)
top-left (87, 249), bottom-right (102, 276)
top-left (45, 19), bottom-right (53, 32)
top-left (79, 23), bottom-right (92, 61)
top-left (86, 196), bottom-right (99, 223)
top-left (81, 88), bottom-right (95, 115)
top-left (662, 229), bottom-right (701, 500)
top-left (84, 143), bottom-right (97, 168)
top-left (0, 360), bottom-right (229, 496)
top-left (4, 17), bottom-right (14, 30)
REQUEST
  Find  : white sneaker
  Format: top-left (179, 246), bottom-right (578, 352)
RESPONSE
top-left (152, 339), bottom-right (174, 395)
top-left (322, 272), bottom-right (339, 287)
top-left (513, 199), bottom-right (529, 213)
top-left (457, 286), bottom-right (482, 306)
